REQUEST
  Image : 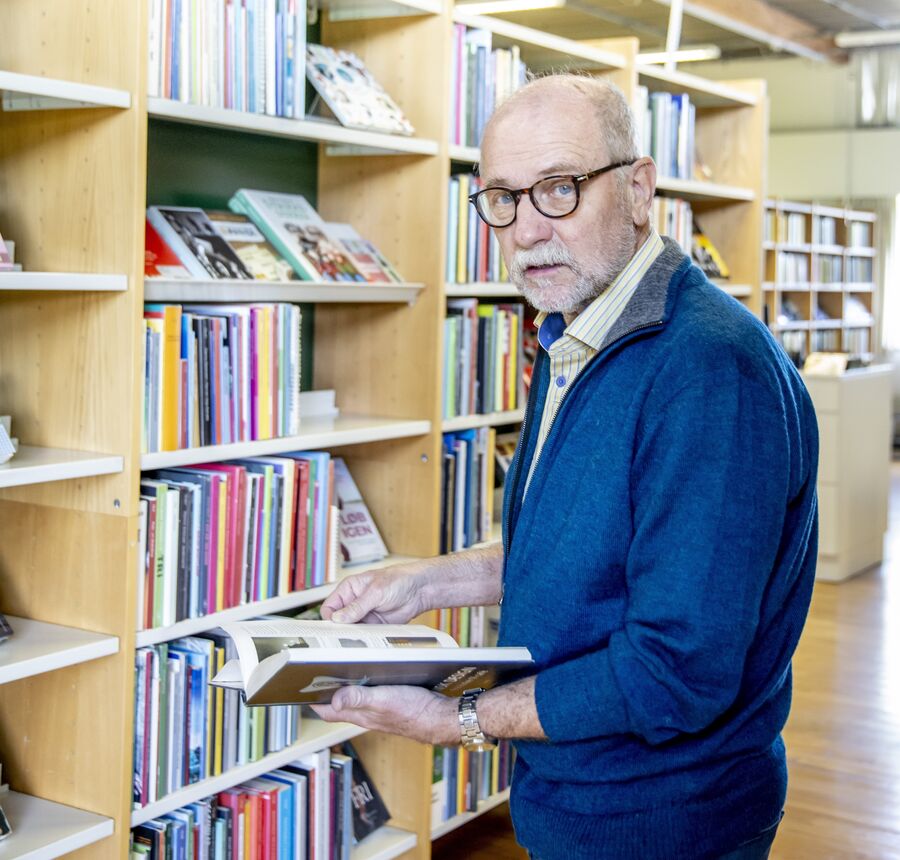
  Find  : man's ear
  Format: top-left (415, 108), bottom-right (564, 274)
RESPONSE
top-left (630, 157), bottom-right (657, 228)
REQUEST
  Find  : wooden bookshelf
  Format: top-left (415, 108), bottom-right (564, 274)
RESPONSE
top-left (445, 282), bottom-right (517, 298)
top-left (442, 409), bottom-right (526, 432)
top-left (0, 790), bottom-right (114, 859)
top-left (763, 199), bottom-right (879, 362)
top-left (0, 3), bottom-right (771, 857)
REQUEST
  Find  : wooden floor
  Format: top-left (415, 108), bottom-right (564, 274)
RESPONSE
top-left (433, 464), bottom-right (900, 860)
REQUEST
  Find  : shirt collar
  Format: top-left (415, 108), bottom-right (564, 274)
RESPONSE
top-left (535, 230), bottom-right (664, 352)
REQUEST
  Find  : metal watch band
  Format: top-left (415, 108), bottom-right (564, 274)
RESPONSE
top-left (458, 688), bottom-right (495, 751)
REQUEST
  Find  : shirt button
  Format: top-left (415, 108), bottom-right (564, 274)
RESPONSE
top-left (556, 375), bottom-right (566, 387)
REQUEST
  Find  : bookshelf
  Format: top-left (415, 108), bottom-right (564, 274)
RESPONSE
top-left (763, 199), bottom-right (879, 363)
top-left (0, 3), bottom-right (769, 858)
top-left (431, 787), bottom-right (510, 840)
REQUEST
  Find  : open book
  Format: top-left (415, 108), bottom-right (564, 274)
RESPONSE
top-left (211, 619), bottom-right (533, 705)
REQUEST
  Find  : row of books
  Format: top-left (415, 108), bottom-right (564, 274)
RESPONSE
top-left (446, 174), bottom-right (508, 285)
top-left (635, 88), bottom-right (696, 181)
top-left (847, 257), bottom-right (874, 282)
top-left (132, 740), bottom-right (389, 859)
top-left (812, 330), bottom-right (840, 352)
top-left (143, 302), bottom-right (302, 453)
top-left (817, 254), bottom-right (844, 283)
top-left (133, 633), bottom-right (302, 805)
top-left (431, 741), bottom-right (515, 828)
top-left (147, 0), bottom-right (306, 119)
top-left (812, 215), bottom-right (838, 245)
top-left (441, 428), bottom-right (496, 555)
top-left (651, 196), bottom-right (692, 255)
top-left (775, 331), bottom-right (806, 368)
top-left (844, 327), bottom-right (871, 354)
top-left (773, 252), bottom-right (810, 283)
top-left (444, 301), bottom-right (524, 419)
top-left (766, 210), bottom-right (807, 245)
top-left (848, 221), bottom-right (873, 247)
top-left (147, 189), bottom-right (404, 283)
top-left (449, 26), bottom-right (527, 149)
top-left (436, 605), bottom-right (489, 650)
top-left (138, 452), bottom-right (339, 631)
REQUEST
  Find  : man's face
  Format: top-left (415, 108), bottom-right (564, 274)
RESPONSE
top-left (480, 91), bottom-right (637, 315)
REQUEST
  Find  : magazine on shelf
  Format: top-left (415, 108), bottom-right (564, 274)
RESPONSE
top-left (306, 43), bottom-right (414, 136)
top-left (211, 619), bottom-right (533, 705)
top-left (205, 210), bottom-right (297, 282)
top-left (334, 457), bottom-right (388, 566)
top-left (147, 206), bottom-right (253, 280)
top-left (144, 220), bottom-right (192, 279)
top-left (324, 223), bottom-right (404, 284)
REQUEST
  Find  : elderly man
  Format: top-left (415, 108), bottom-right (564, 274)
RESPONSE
top-left (315, 74), bottom-right (818, 860)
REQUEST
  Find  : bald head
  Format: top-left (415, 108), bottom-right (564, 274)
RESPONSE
top-left (481, 74), bottom-right (640, 175)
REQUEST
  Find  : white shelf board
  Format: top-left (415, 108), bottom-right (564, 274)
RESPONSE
top-left (773, 321), bottom-right (810, 331)
top-left (353, 826), bottom-right (418, 860)
top-left (325, 0), bottom-right (440, 20)
top-left (136, 553), bottom-right (418, 647)
top-left (144, 278), bottom-right (424, 304)
top-left (844, 316), bottom-right (875, 328)
top-left (451, 11), bottom-right (625, 70)
top-left (131, 720), bottom-right (367, 826)
top-left (845, 282), bottom-right (875, 292)
top-left (0, 617), bottom-right (118, 685)
top-left (763, 282), bottom-right (810, 292)
top-left (636, 66), bottom-right (757, 109)
top-left (813, 282), bottom-right (843, 292)
top-left (812, 243), bottom-right (844, 255)
top-left (141, 415), bottom-right (431, 470)
top-left (765, 199), bottom-right (813, 214)
top-left (0, 791), bottom-right (114, 860)
top-left (655, 176), bottom-right (755, 203)
top-left (442, 409), bottom-right (525, 432)
top-left (0, 70), bottom-right (130, 111)
top-left (448, 144), bottom-right (481, 164)
top-left (0, 446), bottom-right (123, 489)
top-left (771, 242), bottom-right (812, 253)
top-left (845, 210), bottom-right (877, 222)
top-left (809, 320), bottom-right (842, 330)
top-left (0, 273), bottom-right (127, 292)
top-left (445, 282), bottom-right (519, 298)
top-left (148, 98), bottom-right (439, 156)
top-left (431, 788), bottom-right (510, 840)
top-left (844, 247), bottom-right (876, 257)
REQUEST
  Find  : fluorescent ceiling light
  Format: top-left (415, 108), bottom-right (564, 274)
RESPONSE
top-left (835, 29), bottom-right (900, 48)
top-left (638, 45), bottom-right (722, 63)
top-left (457, 0), bottom-right (566, 14)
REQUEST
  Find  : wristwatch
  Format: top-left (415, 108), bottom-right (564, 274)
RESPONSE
top-left (458, 688), bottom-right (496, 751)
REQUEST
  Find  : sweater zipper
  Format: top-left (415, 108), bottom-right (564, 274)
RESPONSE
top-left (501, 318), bottom-right (663, 597)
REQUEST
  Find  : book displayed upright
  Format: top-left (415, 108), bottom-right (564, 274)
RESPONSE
top-left (211, 619), bottom-right (533, 705)
top-left (306, 43), bottom-right (414, 136)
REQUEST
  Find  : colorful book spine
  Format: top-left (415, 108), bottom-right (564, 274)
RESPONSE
top-left (446, 174), bottom-right (508, 285)
top-left (137, 453), bottom-right (336, 632)
top-left (147, 0), bottom-right (306, 119)
top-left (142, 302), bottom-right (301, 454)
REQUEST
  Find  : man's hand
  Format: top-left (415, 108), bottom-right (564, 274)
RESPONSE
top-left (309, 686), bottom-right (460, 746)
top-left (321, 563), bottom-right (431, 624)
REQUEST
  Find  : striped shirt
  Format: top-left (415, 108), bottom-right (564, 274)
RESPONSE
top-left (525, 230), bottom-right (664, 490)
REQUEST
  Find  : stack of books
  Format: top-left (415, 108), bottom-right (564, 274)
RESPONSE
top-left (142, 302), bottom-right (302, 453)
top-left (147, 0), bottom-right (307, 119)
top-left (138, 451), bottom-right (339, 631)
top-left (443, 300), bottom-right (523, 419)
top-left (449, 26), bottom-right (527, 149)
top-left (635, 87), bottom-right (696, 180)
top-left (441, 428), bottom-right (496, 554)
top-left (431, 740), bottom-right (516, 828)
top-left (446, 174), bottom-right (508, 285)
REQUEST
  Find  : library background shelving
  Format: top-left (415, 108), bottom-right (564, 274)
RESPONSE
top-left (0, 3), bottom-right (769, 858)
top-left (763, 198), bottom-right (878, 361)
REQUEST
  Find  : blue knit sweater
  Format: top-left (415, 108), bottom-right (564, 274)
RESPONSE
top-left (498, 239), bottom-right (819, 859)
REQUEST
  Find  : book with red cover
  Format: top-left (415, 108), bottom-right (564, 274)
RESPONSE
top-left (145, 220), bottom-right (192, 279)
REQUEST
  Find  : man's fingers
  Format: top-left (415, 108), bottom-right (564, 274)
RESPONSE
top-left (331, 584), bottom-right (386, 624)
top-left (321, 575), bottom-right (372, 621)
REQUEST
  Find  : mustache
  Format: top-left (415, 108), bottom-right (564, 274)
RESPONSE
top-left (509, 243), bottom-right (579, 281)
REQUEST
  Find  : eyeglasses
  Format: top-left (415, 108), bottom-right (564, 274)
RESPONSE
top-left (469, 160), bottom-right (636, 228)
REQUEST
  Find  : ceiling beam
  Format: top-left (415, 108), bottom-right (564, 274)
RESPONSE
top-left (647, 0), bottom-right (847, 62)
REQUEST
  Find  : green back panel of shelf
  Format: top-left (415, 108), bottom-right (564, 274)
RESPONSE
top-left (147, 118), bottom-right (318, 390)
